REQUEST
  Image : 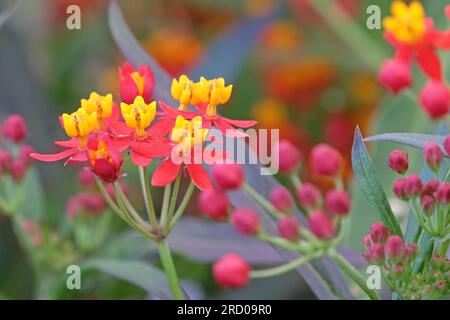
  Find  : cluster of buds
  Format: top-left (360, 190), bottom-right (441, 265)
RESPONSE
top-left (0, 114), bottom-right (34, 183)
top-left (204, 140), bottom-right (352, 289)
top-left (0, 114), bottom-right (34, 216)
top-left (378, 1), bottom-right (450, 119)
top-left (388, 138), bottom-right (450, 239)
top-left (362, 222), bottom-right (449, 299)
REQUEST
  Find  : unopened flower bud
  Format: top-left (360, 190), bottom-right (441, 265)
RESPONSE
top-left (211, 164), bottom-right (244, 190)
top-left (310, 143), bottom-right (343, 177)
top-left (2, 114), bottom-right (28, 143)
top-left (0, 150), bottom-right (12, 171)
top-left (270, 186), bottom-right (293, 213)
top-left (277, 140), bottom-right (301, 173)
top-left (78, 169), bottom-right (96, 188)
top-left (444, 135), bottom-right (450, 157)
top-left (362, 234), bottom-right (372, 247)
top-left (392, 178), bottom-right (408, 200)
top-left (385, 235), bottom-right (404, 259)
top-left (419, 81), bottom-right (450, 119)
top-left (421, 194), bottom-right (435, 215)
top-left (308, 210), bottom-right (335, 240)
top-left (296, 183), bottom-right (321, 209)
top-left (422, 179), bottom-right (439, 196)
top-left (199, 190), bottom-right (229, 221)
top-left (10, 159), bottom-right (27, 182)
top-left (423, 143), bottom-right (443, 171)
top-left (277, 216), bottom-right (300, 241)
top-left (363, 243), bottom-right (385, 265)
top-left (403, 243), bottom-right (418, 261)
top-left (387, 150), bottom-right (408, 174)
top-left (378, 59), bottom-right (412, 94)
top-left (370, 222), bottom-right (390, 244)
top-left (213, 253), bottom-right (250, 289)
top-left (18, 144), bottom-right (34, 167)
top-left (404, 174), bottom-right (423, 198)
top-left (435, 182), bottom-right (450, 204)
top-left (325, 189), bottom-right (351, 216)
top-left (231, 208), bottom-right (260, 235)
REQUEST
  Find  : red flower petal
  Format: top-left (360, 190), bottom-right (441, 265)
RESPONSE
top-left (111, 136), bottom-right (131, 153)
top-left (54, 139), bottom-right (79, 148)
top-left (416, 47), bottom-right (442, 81)
top-left (31, 148), bottom-right (78, 162)
top-left (66, 151), bottom-right (88, 165)
top-left (148, 117), bottom-right (175, 137)
top-left (158, 101), bottom-right (200, 119)
top-left (111, 120), bottom-right (134, 137)
top-left (186, 164), bottom-right (213, 191)
top-left (131, 150), bottom-right (153, 167)
top-left (214, 118), bottom-right (248, 138)
top-left (195, 102), bottom-right (208, 114)
top-left (151, 159), bottom-right (181, 187)
top-left (434, 30), bottom-right (450, 49)
top-left (141, 65), bottom-right (154, 103)
top-left (220, 117), bottom-right (257, 128)
top-left (131, 141), bottom-right (172, 158)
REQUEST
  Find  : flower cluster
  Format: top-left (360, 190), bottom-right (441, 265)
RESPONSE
top-left (379, 1), bottom-right (450, 118)
top-left (388, 138), bottom-right (450, 239)
top-left (203, 140), bottom-right (353, 290)
top-left (363, 222), bottom-right (449, 299)
top-left (31, 62), bottom-right (256, 191)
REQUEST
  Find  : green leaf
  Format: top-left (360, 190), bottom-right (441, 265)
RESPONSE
top-left (351, 126), bottom-right (403, 236)
top-left (84, 259), bottom-right (173, 299)
top-left (365, 133), bottom-right (447, 154)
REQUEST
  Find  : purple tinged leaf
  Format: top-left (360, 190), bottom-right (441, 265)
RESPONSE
top-left (0, 0), bottom-right (21, 29)
top-left (169, 218), bottom-right (282, 265)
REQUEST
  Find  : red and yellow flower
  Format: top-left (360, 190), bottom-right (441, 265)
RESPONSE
top-left (119, 61), bottom-right (155, 104)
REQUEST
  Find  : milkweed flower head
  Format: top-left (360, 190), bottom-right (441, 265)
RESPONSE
top-left (120, 96), bottom-right (157, 138)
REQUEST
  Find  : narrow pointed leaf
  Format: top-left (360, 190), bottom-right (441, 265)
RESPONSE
top-left (351, 127), bottom-right (403, 236)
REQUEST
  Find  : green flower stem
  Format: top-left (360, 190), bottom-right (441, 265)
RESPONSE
top-left (113, 182), bottom-right (148, 228)
top-left (259, 232), bottom-right (309, 253)
top-left (410, 200), bottom-right (435, 236)
top-left (97, 178), bottom-right (156, 241)
top-left (169, 182), bottom-right (196, 231)
top-left (165, 172), bottom-right (182, 233)
top-left (289, 173), bottom-right (302, 189)
top-left (159, 183), bottom-right (172, 230)
top-left (328, 249), bottom-right (380, 300)
top-left (440, 239), bottom-right (450, 257)
top-left (242, 183), bottom-right (284, 219)
top-left (138, 166), bottom-right (158, 230)
top-left (156, 240), bottom-right (184, 300)
top-left (250, 252), bottom-right (320, 279)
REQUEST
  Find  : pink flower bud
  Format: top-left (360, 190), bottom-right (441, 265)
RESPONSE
top-left (199, 190), bottom-right (229, 221)
top-left (211, 164), bottom-right (244, 190)
top-left (18, 144), bottom-right (34, 167)
top-left (270, 186), bottom-right (293, 212)
top-left (444, 135), bottom-right (450, 157)
top-left (0, 150), bottom-right (12, 171)
top-left (10, 159), bottom-right (27, 182)
top-left (370, 222), bottom-right (390, 244)
top-left (66, 193), bottom-right (105, 219)
top-left (385, 235), bottom-right (404, 259)
top-left (277, 140), bottom-right (301, 173)
top-left (404, 174), bottom-right (423, 198)
top-left (435, 182), bottom-right (450, 204)
top-left (419, 81), bottom-right (450, 119)
top-left (446, 5), bottom-right (450, 20)
top-left (308, 210), bottom-right (335, 240)
top-left (387, 150), bottom-right (408, 174)
top-left (231, 208), bottom-right (260, 235)
top-left (363, 243), bottom-right (385, 265)
top-left (422, 179), bottom-right (439, 195)
top-left (277, 216), bottom-right (300, 241)
top-left (78, 169), bottom-right (96, 188)
top-left (378, 58), bottom-right (412, 94)
top-left (362, 234), bottom-right (372, 247)
top-left (392, 178), bottom-right (408, 200)
top-left (2, 114), bottom-right (28, 144)
top-left (403, 243), bottom-right (418, 261)
top-left (310, 143), bottom-right (342, 177)
top-left (421, 194), bottom-right (435, 215)
top-left (325, 189), bottom-right (351, 216)
top-left (213, 253), bottom-right (250, 289)
top-left (296, 183), bottom-right (321, 209)
top-left (423, 143), bottom-right (443, 171)
top-left (119, 61), bottom-right (154, 104)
